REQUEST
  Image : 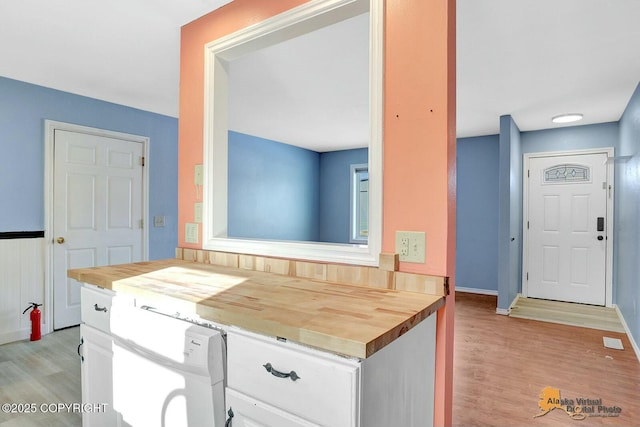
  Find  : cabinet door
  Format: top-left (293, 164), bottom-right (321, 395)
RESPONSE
top-left (226, 388), bottom-right (319, 427)
top-left (80, 324), bottom-right (121, 427)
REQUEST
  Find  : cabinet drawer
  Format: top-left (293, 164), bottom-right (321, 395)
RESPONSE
top-left (80, 286), bottom-right (121, 333)
top-left (227, 329), bottom-right (360, 427)
top-left (226, 388), bottom-right (318, 427)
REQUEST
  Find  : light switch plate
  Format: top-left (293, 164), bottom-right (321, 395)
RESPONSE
top-left (194, 164), bottom-right (203, 186)
top-left (153, 215), bottom-right (165, 227)
top-left (395, 231), bottom-right (426, 263)
top-left (185, 223), bottom-right (199, 244)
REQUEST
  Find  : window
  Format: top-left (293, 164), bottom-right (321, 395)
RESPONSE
top-left (350, 164), bottom-right (368, 243)
top-left (543, 164), bottom-right (590, 183)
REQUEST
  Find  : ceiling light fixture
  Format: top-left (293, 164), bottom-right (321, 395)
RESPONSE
top-left (552, 113), bottom-right (583, 124)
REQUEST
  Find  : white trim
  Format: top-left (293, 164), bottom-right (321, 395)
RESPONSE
top-left (522, 148), bottom-right (615, 307)
top-left (0, 329), bottom-right (30, 346)
top-left (349, 163), bottom-right (368, 244)
top-left (614, 305), bottom-right (640, 364)
top-left (202, 0), bottom-right (383, 266)
top-left (496, 293), bottom-right (521, 315)
top-left (44, 120), bottom-right (149, 333)
top-left (456, 286), bottom-right (498, 296)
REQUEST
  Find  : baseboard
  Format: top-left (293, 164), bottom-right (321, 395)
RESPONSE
top-left (456, 286), bottom-right (498, 296)
top-left (614, 305), bottom-right (640, 364)
top-left (0, 328), bottom-right (30, 346)
top-left (496, 293), bottom-right (521, 316)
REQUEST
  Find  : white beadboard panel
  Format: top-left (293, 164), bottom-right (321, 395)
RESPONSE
top-left (0, 238), bottom-right (45, 345)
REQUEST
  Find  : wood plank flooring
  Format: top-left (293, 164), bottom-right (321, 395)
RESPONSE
top-left (0, 327), bottom-right (81, 427)
top-left (454, 292), bottom-right (640, 426)
top-left (2, 295), bottom-right (638, 426)
top-left (510, 296), bottom-right (625, 333)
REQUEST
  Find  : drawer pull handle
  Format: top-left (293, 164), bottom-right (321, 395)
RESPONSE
top-left (263, 362), bottom-right (300, 381)
top-left (77, 337), bottom-right (84, 362)
top-left (225, 407), bottom-right (234, 427)
top-left (94, 304), bottom-right (108, 312)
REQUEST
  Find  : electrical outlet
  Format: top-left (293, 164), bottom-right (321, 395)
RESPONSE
top-left (194, 203), bottom-right (203, 223)
top-left (395, 231), bottom-right (426, 263)
top-left (185, 223), bottom-right (199, 244)
top-left (153, 215), bottom-right (165, 227)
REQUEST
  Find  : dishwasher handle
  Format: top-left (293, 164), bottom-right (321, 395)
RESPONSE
top-left (111, 333), bottom-right (213, 378)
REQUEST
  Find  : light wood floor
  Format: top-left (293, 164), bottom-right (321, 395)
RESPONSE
top-left (2, 298), bottom-right (639, 427)
top-left (510, 296), bottom-right (625, 333)
top-left (0, 327), bottom-right (81, 427)
top-left (454, 292), bottom-right (640, 426)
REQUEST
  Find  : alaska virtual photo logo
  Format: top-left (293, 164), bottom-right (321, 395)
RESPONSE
top-left (534, 387), bottom-right (622, 420)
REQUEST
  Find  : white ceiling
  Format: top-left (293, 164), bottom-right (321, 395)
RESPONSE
top-left (0, 0), bottom-right (233, 118)
top-left (228, 13), bottom-right (369, 153)
top-left (457, 0), bottom-right (640, 138)
top-left (2, 0), bottom-right (640, 145)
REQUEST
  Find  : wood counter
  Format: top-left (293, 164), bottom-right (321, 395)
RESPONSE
top-left (68, 259), bottom-right (444, 358)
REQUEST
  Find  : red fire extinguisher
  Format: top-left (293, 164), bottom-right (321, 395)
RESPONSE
top-left (23, 303), bottom-right (43, 341)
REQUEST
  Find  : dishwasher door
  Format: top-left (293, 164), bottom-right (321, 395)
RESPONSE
top-left (110, 306), bottom-right (225, 427)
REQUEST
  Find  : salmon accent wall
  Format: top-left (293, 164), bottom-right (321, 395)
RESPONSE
top-left (178, 0), bottom-right (309, 248)
top-left (384, 1), bottom-right (456, 425)
top-left (179, 0), bottom-right (456, 424)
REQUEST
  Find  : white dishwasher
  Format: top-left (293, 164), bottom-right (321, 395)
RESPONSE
top-left (109, 304), bottom-right (226, 427)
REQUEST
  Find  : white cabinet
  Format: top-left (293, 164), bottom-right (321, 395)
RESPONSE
top-left (79, 323), bottom-right (121, 426)
top-left (225, 314), bottom-right (436, 427)
top-left (79, 285), bottom-right (131, 426)
top-left (78, 283), bottom-right (437, 427)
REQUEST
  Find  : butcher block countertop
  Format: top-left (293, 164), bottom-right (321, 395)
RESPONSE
top-left (68, 259), bottom-right (444, 358)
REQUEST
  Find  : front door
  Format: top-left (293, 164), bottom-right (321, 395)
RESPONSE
top-left (53, 129), bottom-right (144, 329)
top-left (525, 152), bottom-right (609, 306)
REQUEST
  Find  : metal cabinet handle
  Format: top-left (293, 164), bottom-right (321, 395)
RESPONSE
top-left (94, 303), bottom-right (108, 312)
top-left (77, 337), bottom-right (84, 362)
top-left (225, 408), bottom-right (234, 427)
top-left (263, 362), bottom-right (300, 381)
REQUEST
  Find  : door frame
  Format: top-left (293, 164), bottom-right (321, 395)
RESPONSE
top-left (522, 147), bottom-right (614, 307)
top-left (43, 120), bottom-right (149, 333)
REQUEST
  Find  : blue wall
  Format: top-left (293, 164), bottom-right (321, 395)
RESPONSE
top-left (227, 131), bottom-right (367, 243)
top-left (490, 120), bottom-right (619, 309)
top-left (509, 117), bottom-right (523, 310)
top-left (228, 131), bottom-right (320, 241)
top-left (497, 115), bottom-right (522, 310)
top-left (616, 82), bottom-right (640, 347)
top-left (521, 122), bottom-right (619, 154)
top-left (456, 135), bottom-right (499, 292)
top-left (318, 148), bottom-right (368, 243)
top-left (0, 77), bottom-right (178, 260)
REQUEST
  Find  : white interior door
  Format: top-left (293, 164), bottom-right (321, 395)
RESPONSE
top-left (526, 152), bottom-right (608, 306)
top-left (53, 129), bottom-right (144, 329)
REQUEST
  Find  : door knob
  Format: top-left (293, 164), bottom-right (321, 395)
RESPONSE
top-left (597, 235), bottom-right (604, 241)
top-left (56, 237), bottom-right (65, 244)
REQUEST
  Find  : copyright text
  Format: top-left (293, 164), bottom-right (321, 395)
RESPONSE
top-left (1, 402), bottom-right (108, 414)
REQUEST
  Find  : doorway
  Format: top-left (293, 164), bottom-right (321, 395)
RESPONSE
top-left (45, 121), bottom-right (149, 331)
top-left (522, 149), bottom-right (614, 307)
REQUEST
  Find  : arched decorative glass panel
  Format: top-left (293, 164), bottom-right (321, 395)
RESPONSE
top-left (543, 164), bottom-right (590, 183)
